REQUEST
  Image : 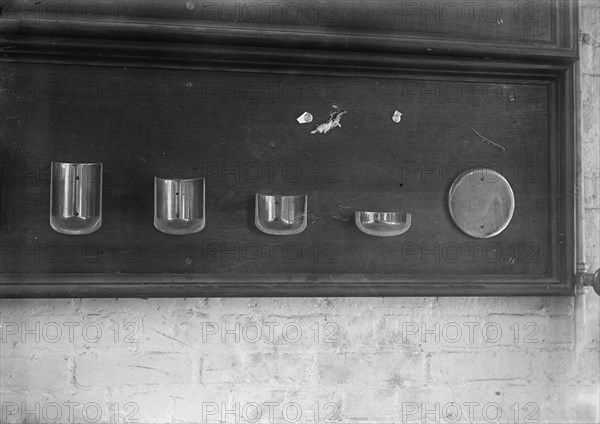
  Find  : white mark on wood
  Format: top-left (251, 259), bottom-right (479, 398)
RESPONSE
top-left (392, 110), bottom-right (403, 123)
top-left (296, 111), bottom-right (313, 124)
top-left (470, 127), bottom-right (506, 152)
top-left (311, 110), bottom-right (347, 134)
top-left (0, 72), bottom-right (15, 81)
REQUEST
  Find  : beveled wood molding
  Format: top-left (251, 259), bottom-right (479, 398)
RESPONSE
top-left (0, 37), bottom-right (575, 78)
top-left (0, 0), bottom-right (578, 63)
top-left (0, 274), bottom-right (572, 297)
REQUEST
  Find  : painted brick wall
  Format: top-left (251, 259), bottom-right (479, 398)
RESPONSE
top-left (1, 1), bottom-right (599, 423)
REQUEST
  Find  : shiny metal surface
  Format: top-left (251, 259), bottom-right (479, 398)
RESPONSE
top-left (448, 168), bottom-right (515, 238)
top-left (154, 177), bottom-right (205, 235)
top-left (355, 211), bottom-right (412, 237)
top-left (50, 162), bottom-right (103, 235)
top-left (579, 268), bottom-right (600, 296)
top-left (255, 194), bottom-right (307, 235)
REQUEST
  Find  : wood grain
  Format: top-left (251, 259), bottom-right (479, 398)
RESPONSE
top-left (0, 0), bottom-right (577, 297)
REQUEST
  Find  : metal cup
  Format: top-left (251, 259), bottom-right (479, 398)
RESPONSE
top-left (154, 177), bottom-right (205, 235)
top-left (255, 193), bottom-right (307, 235)
top-left (50, 162), bottom-right (103, 235)
top-left (355, 211), bottom-right (411, 237)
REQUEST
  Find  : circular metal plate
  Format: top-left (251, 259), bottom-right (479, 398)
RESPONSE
top-left (448, 168), bottom-right (515, 238)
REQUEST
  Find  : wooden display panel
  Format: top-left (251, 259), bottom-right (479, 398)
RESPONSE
top-left (0, 57), bottom-right (575, 297)
top-left (0, 0), bottom-right (577, 297)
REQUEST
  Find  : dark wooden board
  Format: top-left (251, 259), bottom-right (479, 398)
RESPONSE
top-left (0, 0), bottom-right (577, 297)
top-left (0, 0), bottom-right (577, 60)
top-left (0, 58), bottom-right (575, 296)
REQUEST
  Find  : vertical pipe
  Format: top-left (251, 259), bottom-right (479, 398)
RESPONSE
top-left (574, 43), bottom-right (586, 276)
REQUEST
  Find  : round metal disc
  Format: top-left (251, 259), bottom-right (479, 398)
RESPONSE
top-left (448, 168), bottom-right (515, 238)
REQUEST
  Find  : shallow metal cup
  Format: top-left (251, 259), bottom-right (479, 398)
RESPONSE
top-left (154, 177), bottom-right (205, 235)
top-left (50, 162), bottom-right (103, 235)
top-left (355, 211), bottom-right (411, 237)
top-left (255, 194), bottom-right (307, 235)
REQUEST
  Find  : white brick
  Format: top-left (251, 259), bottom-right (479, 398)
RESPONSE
top-left (107, 385), bottom-right (186, 422)
top-left (433, 297), bottom-right (544, 315)
top-left (584, 209), bottom-right (600, 270)
top-left (428, 350), bottom-right (531, 383)
top-left (0, 390), bottom-right (130, 424)
top-left (584, 174), bottom-right (600, 209)
top-left (343, 384), bottom-right (398, 422)
top-left (0, 355), bottom-right (70, 392)
top-left (169, 386), bottom-right (237, 423)
top-left (202, 352), bottom-right (315, 385)
top-left (316, 351), bottom-right (424, 386)
top-left (75, 352), bottom-right (192, 387)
